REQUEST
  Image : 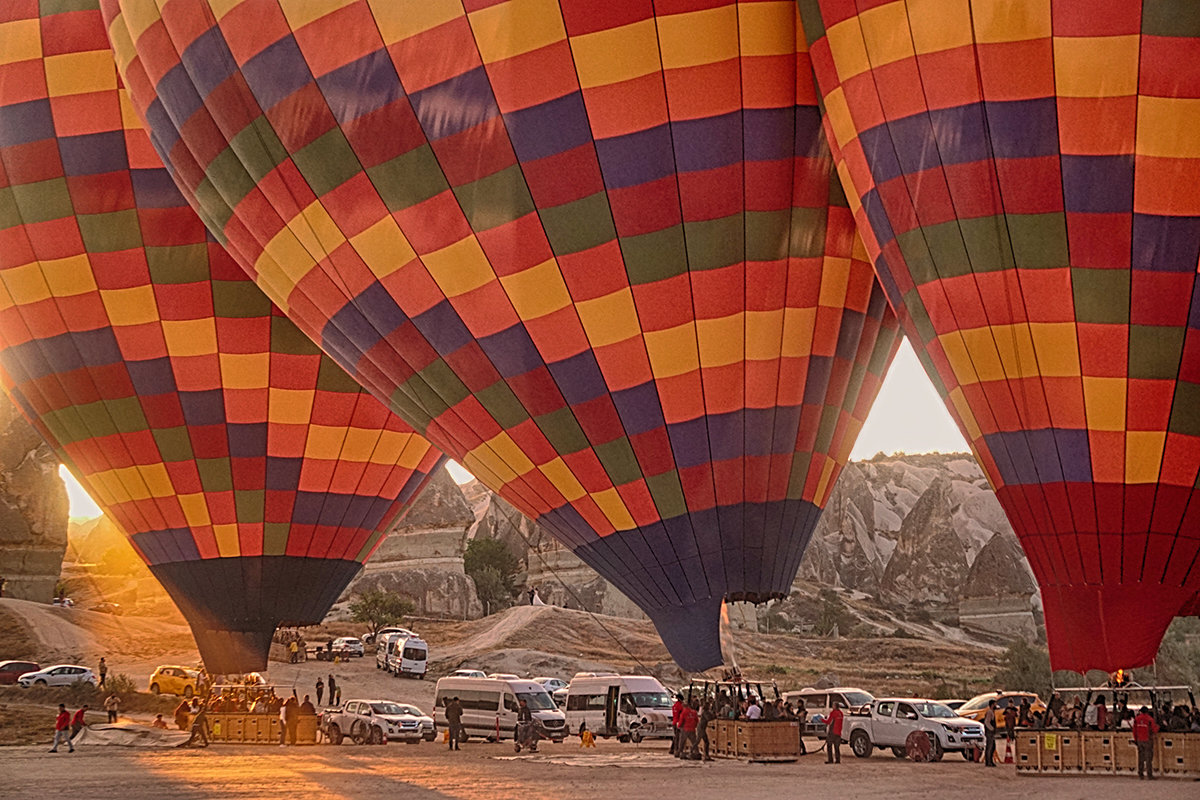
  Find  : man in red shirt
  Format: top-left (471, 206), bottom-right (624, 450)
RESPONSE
top-left (1133, 706), bottom-right (1160, 780)
top-left (50, 704), bottom-right (73, 753)
top-left (826, 701), bottom-right (844, 764)
top-left (69, 704), bottom-right (89, 741)
top-left (678, 699), bottom-right (700, 760)
top-left (670, 694), bottom-right (684, 756)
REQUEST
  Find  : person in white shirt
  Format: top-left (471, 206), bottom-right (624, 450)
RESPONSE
top-left (746, 698), bottom-right (762, 720)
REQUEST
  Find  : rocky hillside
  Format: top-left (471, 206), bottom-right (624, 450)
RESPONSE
top-left (0, 394), bottom-right (68, 603)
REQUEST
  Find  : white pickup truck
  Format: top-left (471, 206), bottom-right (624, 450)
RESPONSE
top-left (321, 699), bottom-right (436, 745)
top-left (845, 698), bottom-right (985, 761)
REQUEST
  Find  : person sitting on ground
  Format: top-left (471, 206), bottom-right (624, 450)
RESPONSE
top-left (152, 714), bottom-right (168, 729)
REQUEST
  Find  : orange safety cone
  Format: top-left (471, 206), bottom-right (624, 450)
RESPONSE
top-left (443, 729), bottom-right (450, 744)
top-left (1004, 741), bottom-right (1014, 764)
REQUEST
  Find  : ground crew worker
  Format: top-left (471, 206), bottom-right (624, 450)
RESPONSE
top-left (289, 640), bottom-right (299, 663)
top-left (50, 704), bottom-right (73, 753)
top-left (97, 657), bottom-right (107, 688)
top-left (826, 701), bottom-right (844, 764)
top-left (69, 705), bottom-right (89, 741)
top-left (983, 700), bottom-right (998, 767)
top-left (185, 703), bottom-right (210, 747)
top-left (1134, 706), bottom-right (1159, 780)
top-left (670, 693), bottom-right (684, 755)
top-left (174, 699), bottom-right (190, 731)
top-left (698, 698), bottom-right (715, 761)
top-left (104, 693), bottom-right (121, 724)
top-left (445, 697), bottom-right (463, 751)
top-left (678, 698), bottom-right (700, 759)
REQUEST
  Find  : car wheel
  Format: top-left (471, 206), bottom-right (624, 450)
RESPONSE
top-left (184, 686), bottom-right (193, 699)
top-left (617, 734), bottom-right (630, 744)
top-left (36, 679), bottom-right (47, 686)
top-left (850, 730), bottom-right (872, 758)
top-left (328, 723), bottom-right (343, 745)
top-left (928, 736), bottom-right (944, 762)
top-left (368, 726), bottom-right (384, 745)
top-left (891, 746), bottom-right (907, 759)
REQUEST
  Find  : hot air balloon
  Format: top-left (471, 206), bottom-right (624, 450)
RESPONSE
top-left (0, 2), bottom-right (444, 673)
top-left (795, 0), bottom-right (1200, 671)
top-left (104, 0), bottom-right (901, 670)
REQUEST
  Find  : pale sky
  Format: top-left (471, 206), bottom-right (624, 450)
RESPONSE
top-left (60, 341), bottom-right (968, 517)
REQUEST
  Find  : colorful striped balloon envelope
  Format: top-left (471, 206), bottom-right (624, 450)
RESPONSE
top-left (799, 0), bottom-right (1200, 671)
top-left (0, 0), bottom-right (444, 673)
top-left (106, 0), bottom-right (901, 670)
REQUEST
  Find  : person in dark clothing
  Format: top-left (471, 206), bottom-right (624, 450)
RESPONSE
top-left (445, 697), bottom-right (463, 750)
top-left (316, 678), bottom-right (324, 706)
top-left (698, 699), bottom-right (715, 761)
top-left (1047, 691), bottom-right (1064, 727)
top-left (174, 699), bottom-right (191, 731)
top-left (825, 702), bottom-right (843, 764)
top-left (795, 700), bottom-right (808, 755)
top-left (300, 695), bottom-right (316, 715)
top-left (983, 700), bottom-right (998, 767)
top-left (284, 696), bottom-right (300, 745)
top-left (1018, 697), bottom-right (1032, 727)
top-left (1134, 706), bottom-right (1159, 780)
top-left (327, 674), bottom-right (339, 706)
top-left (185, 704), bottom-right (209, 747)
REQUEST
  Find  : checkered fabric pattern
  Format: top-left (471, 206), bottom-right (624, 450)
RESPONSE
top-left (105, 0), bottom-right (900, 670)
top-left (800, 0), bottom-right (1200, 671)
top-left (0, 1), bottom-right (443, 577)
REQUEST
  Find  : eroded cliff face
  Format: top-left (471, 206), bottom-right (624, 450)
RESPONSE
top-left (0, 395), bottom-right (68, 602)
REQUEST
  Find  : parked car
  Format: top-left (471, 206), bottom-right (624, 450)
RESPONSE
top-left (0, 660), bottom-right (40, 685)
top-left (361, 627), bottom-right (416, 646)
top-left (534, 676), bottom-right (568, 693)
top-left (90, 602), bottom-right (122, 615)
top-left (321, 699), bottom-right (435, 745)
top-left (941, 699), bottom-right (967, 711)
top-left (149, 665), bottom-right (200, 697)
top-left (331, 637), bottom-right (364, 658)
top-left (846, 698), bottom-right (986, 760)
top-left (450, 669), bottom-right (487, 679)
top-left (957, 691), bottom-right (1045, 730)
top-left (487, 673), bottom-right (521, 680)
top-left (17, 664), bottom-right (96, 688)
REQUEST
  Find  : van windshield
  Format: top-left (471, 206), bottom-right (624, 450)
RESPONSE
top-left (516, 691), bottom-right (556, 710)
top-left (841, 691), bottom-right (873, 707)
top-left (629, 692), bottom-right (672, 709)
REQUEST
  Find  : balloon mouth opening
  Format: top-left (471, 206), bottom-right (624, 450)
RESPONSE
top-left (725, 591), bottom-right (787, 605)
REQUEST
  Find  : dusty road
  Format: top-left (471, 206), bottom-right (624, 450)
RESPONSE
top-left (0, 739), bottom-right (1195, 800)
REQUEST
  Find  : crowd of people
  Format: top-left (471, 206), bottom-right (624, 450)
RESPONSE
top-left (1037, 691), bottom-right (1200, 733)
top-left (666, 690), bottom-right (842, 762)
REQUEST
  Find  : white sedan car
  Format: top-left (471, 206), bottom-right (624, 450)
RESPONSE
top-left (18, 664), bottom-right (97, 687)
top-left (332, 637), bottom-right (365, 657)
top-left (534, 676), bottom-right (568, 693)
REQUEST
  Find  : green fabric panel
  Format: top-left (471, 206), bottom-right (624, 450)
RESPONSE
top-left (454, 165), bottom-right (535, 232)
top-left (959, 215), bottom-right (1016, 273)
top-left (826, 167), bottom-right (847, 208)
top-left (788, 205), bottom-right (829, 259)
top-left (263, 522), bottom-right (290, 556)
top-left (922, 219), bottom-right (971, 275)
top-left (152, 426), bottom-right (195, 462)
top-left (292, 127), bottom-right (361, 198)
top-left (0, 186), bottom-right (21, 229)
top-left (234, 490), bottom-right (265, 523)
top-left (474, 380), bottom-right (530, 429)
top-left (1007, 212), bottom-right (1068, 269)
top-left (592, 436), bottom-right (643, 486)
top-left (1143, 0), bottom-right (1200, 36)
top-left (1072, 268), bottom-right (1129, 325)
top-left (684, 214), bottom-right (744, 271)
top-left (745, 209), bottom-right (791, 262)
top-left (1170, 382), bottom-right (1200, 437)
top-left (76, 209), bottom-right (142, 253)
top-left (539, 191), bottom-right (616, 256)
top-left (813, 404), bottom-right (840, 452)
top-left (388, 386), bottom-right (434, 433)
top-left (621, 224), bottom-right (688, 284)
top-left (193, 176), bottom-right (235, 232)
top-left (644, 470), bottom-right (686, 519)
top-left (796, 0), bottom-right (826, 46)
top-left (897, 227), bottom-right (945, 285)
top-left (315, 357), bottom-right (362, 393)
top-left (786, 451), bottom-right (814, 499)
top-left (270, 315), bottom-right (323, 355)
top-left (903, 288), bottom-right (938, 345)
top-left (39, 0), bottom-right (99, 14)
top-left (72, 400), bottom-right (118, 438)
top-left (11, 178), bottom-right (73, 225)
top-left (1128, 325), bottom-right (1185, 381)
top-left (404, 359), bottom-right (470, 420)
top-left (196, 458), bottom-right (233, 492)
top-left (354, 530), bottom-right (384, 562)
top-left (146, 243), bottom-right (208, 284)
top-left (534, 406), bottom-right (590, 457)
top-left (229, 116), bottom-right (290, 183)
top-left (370, 145), bottom-right (447, 211)
top-left (211, 279), bottom-right (272, 318)
top-left (205, 146), bottom-right (258, 210)
top-left (102, 396), bottom-right (148, 433)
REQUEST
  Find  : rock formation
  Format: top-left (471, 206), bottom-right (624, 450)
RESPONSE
top-left (0, 395), bottom-right (68, 602)
top-left (879, 477), bottom-right (969, 605)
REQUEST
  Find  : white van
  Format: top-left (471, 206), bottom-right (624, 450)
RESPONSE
top-left (375, 632), bottom-right (404, 671)
top-left (781, 687), bottom-right (875, 736)
top-left (564, 675), bottom-right (673, 742)
top-left (433, 676), bottom-right (567, 743)
top-left (386, 636), bottom-right (428, 679)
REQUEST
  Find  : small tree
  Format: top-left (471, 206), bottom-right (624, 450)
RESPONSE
top-left (993, 639), bottom-right (1053, 697)
top-left (463, 537), bottom-right (519, 614)
top-left (349, 589), bottom-right (414, 637)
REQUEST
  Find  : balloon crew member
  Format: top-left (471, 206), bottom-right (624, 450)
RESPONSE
top-left (1133, 706), bottom-right (1160, 780)
top-left (316, 677), bottom-right (324, 706)
top-left (698, 698), bottom-right (715, 761)
top-left (982, 700), bottom-right (998, 767)
top-left (97, 657), bottom-right (107, 689)
top-left (1001, 701), bottom-right (1018, 760)
top-left (825, 701), bottom-right (843, 764)
top-left (185, 703), bottom-right (210, 747)
top-left (677, 698), bottom-right (700, 759)
top-left (174, 699), bottom-right (191, 730)
top-left (445, 697), bottom-right (463, 751)
top-left (670, 694), bottom-right (684, 755)
top-left (69, 705), bottom-right (89, 741)
top-left (50, 704), bottom-right (73, 753)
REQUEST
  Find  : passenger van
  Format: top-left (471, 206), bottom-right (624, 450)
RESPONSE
top-left (386, 636), bottom-right (428, 679)
top-left (781, 687), bottom-right (874, 736)
top-left (433, 676), bottom-right (567, 742)
top-left (375, 632), bottom-right (403, 671)
top-left (565, 675), bottom-right (673, 742)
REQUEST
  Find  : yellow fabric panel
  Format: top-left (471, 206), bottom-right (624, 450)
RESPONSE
top-left (423, 236), bottom-right (495, 298)
top-left (102, 285), bottom-right (159, 326)
top-left (268, 387), bottom-right (315, 425)
top-left (575, 288), bottom-right (641, 348)
top-left (291, 201), bottom-right (347, 259)
top-left (990, 324), bottom-right (1039, 380)
top-left (1136, 97), bottom-right (1200, 158)
top-left (278, 0), bottom-right (358, 31)
top-left (970, 0), bottom-right (1052, 44)
top-left (469, 0), bottom-right (566, 63)
top-left (571, 19), bottom-right (661, 89)
top-left (161, 318), bottom-right (218, 358)
top-left (780, 306), bottom-right (817, 358)
top-left (500, 259), bottom-right (571, 320)
top-left (1125, 431), bottom-right (1166, 484)
top-left (738, 1), bottom-right (797, 58)
top-left (44, 255), bottom-right (97, 297)
top-left (342, 427), bottom-right (385, 462)
top-left (906, 0), bottom-right (973, 55)
top-left (178, 493), bottom-right (212, 527)
top-left (823, 86), bottom-right (859, 152)
top-left (111, 465), bottom-right (152, 501)
top-left (819, 256), bottom-right (852, 307)
top-left (303, 425), bottom-right (346, 460)
top-left (136, 463), bottom-right (175, 498)
top-left (257, 227), bottom-right (317, 300)
top-left (3, 263), bottom-right (51, 307)
top-left (213, 524), bottom-right (241, 558)
top-left (745, 308), bottom-right (784, 361)
top-left (591, 486), bottom-right (635, 531)
top-left (658, 4), bottom-right (739, 70)
top-left (539, 457), bottom-right (587, 502)
top-left (813, 457), bottom-right (837, 505)
top-left (1029, 322), bottom-right (1080, 377)
top-left (112, 0), bottom-right (162, 41)
top-left (696, 313), bottom-right (744, 369)
top-left (369, 0), bottom-right (462, 42)
top-left (1053, 35), bottom-right (1139, 98)
top-left (218, 353), bottom-right (269, 390)
top-left (0, 18), bottom-right (41, 66)
top-left (644, 321), bottom-right (700, 378)
top-left (857, 1), bottom-right (915, 67)
top-left (1082, 376), bottom-right (1126, 432)
top-left (825, 18), bottom-right (871, 82)
top-left (947, 386), bottom-right (983, 441)
top-left (471, 431), bottom-right (536, 485)
top-left (939, 330), bottom-right (986, 385)
top-left (354, 218), bottom-right (416, 278)
top-left (44, 50), bottom-right (117, 96)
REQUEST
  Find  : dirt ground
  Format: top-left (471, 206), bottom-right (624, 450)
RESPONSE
top-left (0, 738), bottom-right (1196, 800)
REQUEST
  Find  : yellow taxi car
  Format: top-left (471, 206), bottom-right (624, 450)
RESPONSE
top-left (149, 665), bottom-right (200, 697)
top-left (957, 690), bottom-right (1046, 730)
